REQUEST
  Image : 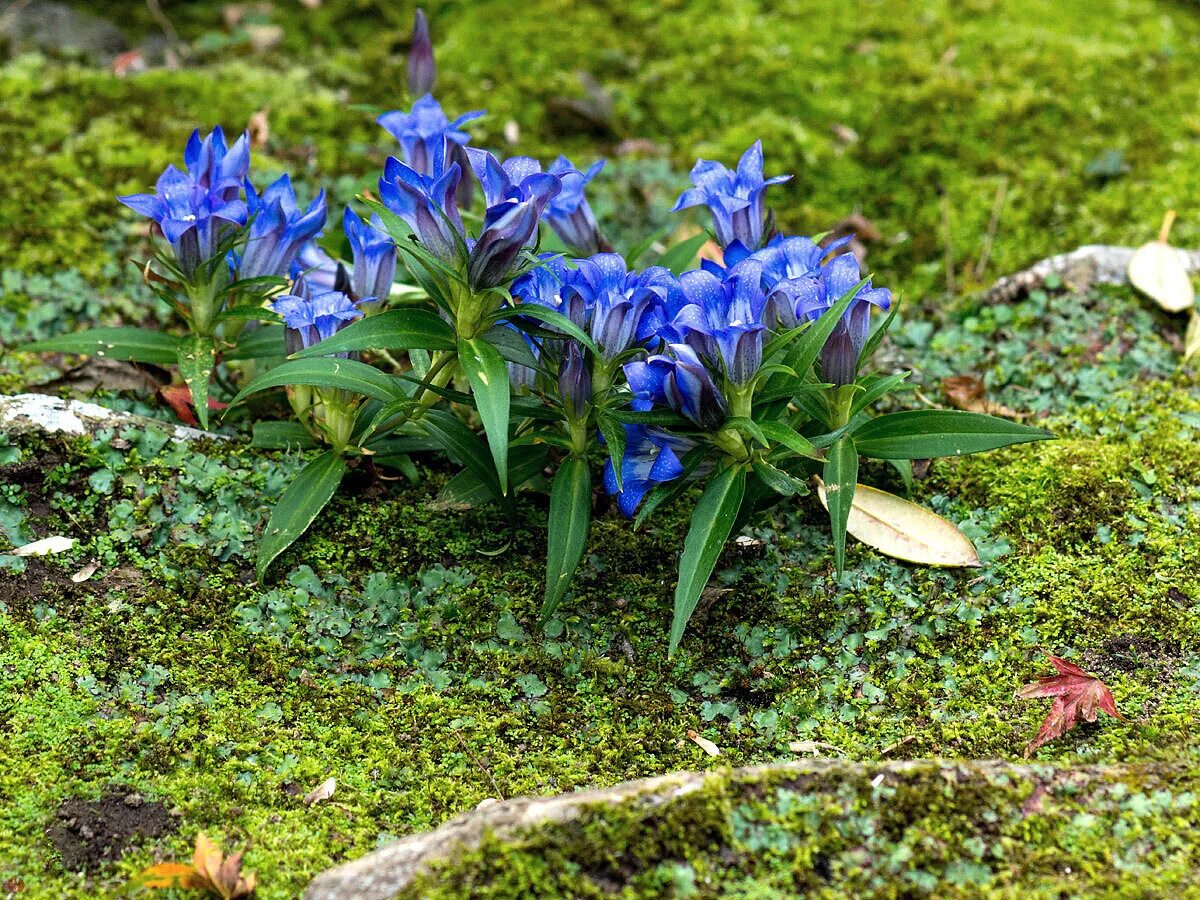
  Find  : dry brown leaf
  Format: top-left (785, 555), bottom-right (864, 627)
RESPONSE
top-left (942, 374), bottom-right (1022, 419)
top-left (13, 536), bottom-right (76, 557)
top-left (787, 739), bottom-right (843, 756)
top-left (816, 480), bottom-right (980, 568)
top-left (71, 561), bottom-right (99, 583)
top-left (1185, 309), bottom-right (1200, 364)
top-left (686, 730), bottom-right (721, 757)
top-left (303, 777), bottom-right (336, 807)
top-left (139, 832), bottom-right (256, 898)
top-left (1128, 210), bottom-right (1195, 313)
top-left (248, 107), bottom-right (270, 149)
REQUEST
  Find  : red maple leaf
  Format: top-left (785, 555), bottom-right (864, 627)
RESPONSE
top-left (158, 383), bottom-right (227, 428)
top-left (1018, 653), bottom-right (1125, 756)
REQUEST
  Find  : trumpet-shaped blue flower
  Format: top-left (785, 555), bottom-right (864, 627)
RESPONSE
top-left (750, 234), bottom-right (851, 329)
top-left (344, 209), bottom-right (396, 303)
top-left (183, 127), bottom-right (250, 203)
top-left (465, 150), bottom-right (561, 291)
top-left (240, 175), bottom-right (327, 280)
top-left (291, 241), bottom-right (341, 297)
top-left (603, 424), bottom-right (695, 518)
top-left (784, 253), bottom-right (892, 386)
top-left (544, 156), bottom-right (606, 256)
top-left (666, 261), bottom-right (770, 385)
top-left (119, 165), bottom-right (248, 277)
top-left (379, 154), bottom-right (465, 264)
top-left (272, 290), bottom-right (371, 356)
top-left (378, 94), bottom-right (483, 177)
top-left (406, 9), bottom-right (436, 97)
top-left (625, 343), bottom-right (728, 430)
top-left (560, 254), bottom-right (681, 362)
top-left (672, 140), bottom-right (790, 251)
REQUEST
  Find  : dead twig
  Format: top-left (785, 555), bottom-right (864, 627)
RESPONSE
top-left (452, 730), bottom-right (505, 800)
top-left (973, 176), bottom-right (1009, 280)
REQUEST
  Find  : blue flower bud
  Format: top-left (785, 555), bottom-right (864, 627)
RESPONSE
top-left (406, 9), bottom-right (436, 97)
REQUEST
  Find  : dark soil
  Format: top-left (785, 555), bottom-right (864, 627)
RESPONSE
top-left (45, 788), bottom-right (174, 872)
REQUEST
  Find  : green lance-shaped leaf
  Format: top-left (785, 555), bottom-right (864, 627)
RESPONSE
top-left (251, 421), bottom-right (320, 450)
top-left (657, 231), bottom-right (711, 275)
top-left (457, 336), bottom-right (511, 494)
top-left (222, 324), bottom-right (286, 361)
top-left (257, 450), bottom-right (348, 581)
top-left (823, 435), bottom-right (858, 575)
top-left (670, 464), bottom-right (747, 656)
top-left (25, 327), bottom-right (181, 365)
top-left (852, 409), bottom-right (1054, 460)
top-left (439, 444), bottom-right (550, 507)
top-left (596, 410), bottom-right (627, 492)
top-left (290, 308), bottom-right (456, 359)
top-left (229, 357), bottom-right (407, 408)
top-left (421, 408), bottom-right (506, 510)
top-left (542, 455), bottom-right (592, 620)
top-left (177, 335), bottom-right (217, 430)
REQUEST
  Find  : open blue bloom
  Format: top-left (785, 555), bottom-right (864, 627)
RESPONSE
top-left (240, 175), bottom-right (327, 280)
top-left (666, 261), bottom-right (770, 385)
top-left (559, 254), bottom-right (681, 362)
top-left (183, 127), bottom-right (250, 204)
top-left (465, 150), bottom-right (561, 291)
top-left (749, 234), bottom-right (852, 328)
top-left (119, 165), bottom-right (249, 277)
top-left (672, 140), bottom-right (790, 250)
top-left (603, 424), bottom-right (695, 518)
top-left (291, 241), bottom-right (341, 297)
top-left (379, 154), bottom-right (465, 264)
top-left (544, 156), bottom-right (606, 256)
top-left (378, 95), bottom-right (483, 177)
top-left (625, 343), bottom-right (728, 430)
top-left (344, 209), bottom-right (396, 303)
top-left (406, 9), bottom-right (436, 96)
top-left (785, 253), bottom-right (892, 386)
top-left (272, 290), bottom-right (370, 356)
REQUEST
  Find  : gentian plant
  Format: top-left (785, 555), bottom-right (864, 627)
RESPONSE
top-left (29, 9), bottom-right (1054, 652)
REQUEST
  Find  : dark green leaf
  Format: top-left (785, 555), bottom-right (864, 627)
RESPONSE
top-left (597, 410), bottom-right (627, 492)
top-left (849, 371), bottom-right (910, 418)
top-left (757, 421), bottom-right (819, 459)
top-left (670, 464), bottom-right (747, 655)
top-left (823, 435), bottom-right (858, 575)
top-left (421, 408), bottom-right (505, 508)
top-left (258, 450), bottom-right (347, 581)
top-left (438, 444), bottom-right (550, 506)
top-left (752, 460), bottom-right (809, 497)
top-left (292, 308), bottom-right (455, 358)
top-left (458, 336), bottom-right (512, 493)
top-left (251, 420), bottom-right (319, 450)
top-left (500, 303), bottom-right (602, 360)
top-left (223, 324), bottom-right (285, 361)
top-left (230, 357), bottom-right (406, 407)
top-left (542, 455), bottom-right (592, 619)
top-left (25, 327), bottom-right (181, 365)
top-left (853, 410), bottom-right (1054, 459)
top-left (176, 336), bottom-right (217, 430)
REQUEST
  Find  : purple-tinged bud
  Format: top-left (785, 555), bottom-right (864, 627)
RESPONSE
top-left (557, 341), bottom-right (592, 419)
top-left (407, 9), bottom-right (436, 97)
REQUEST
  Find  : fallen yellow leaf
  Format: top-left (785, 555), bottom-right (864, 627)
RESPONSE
top-left (1128, 210), bottom-right (1195, 313)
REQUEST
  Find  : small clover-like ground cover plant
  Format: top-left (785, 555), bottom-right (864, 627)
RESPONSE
top-left (24, 8), bottom-right (1053, 653)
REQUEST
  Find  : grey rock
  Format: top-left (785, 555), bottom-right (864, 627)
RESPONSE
top-left (1, 1), bottom-right (127, 63)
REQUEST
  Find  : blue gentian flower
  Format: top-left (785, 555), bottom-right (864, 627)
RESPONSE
top-left (672, 140), bottom-right (790, 250)
top-left (378, 94), bottom-right (483, 177)
top-left (544, 156), bottom-right (606, 256)
top-left (560, 254), bottom-right (681, 363)
top-left (407, 9), bottom-right (436, 97)
top-left (272, 290), bottom-right (370, 356)
top-left (557, 340), bottom-right (592, 418)
top-left (291, 241), bottom-right (341, 296)
top-left (784, 253), bottom-right (892, 386)
top-left (667, 261), bottom-right (770, 385)
top-left (344, 209), bottom-right (396, 304)
top-left (625, 343), bottom-right (728, 430)
top-left (750, 234), bottom-right (851, 329)
top-left (603, 424), bottom-right (695, 517)
top-left (240, 175), bottom-right (327, 280)
top-left (119, 165), bottom-right (249, 277)
top-left (379, 154), bottom-right (465, 264)
top-left (465, 150), bottom-right (561, 291)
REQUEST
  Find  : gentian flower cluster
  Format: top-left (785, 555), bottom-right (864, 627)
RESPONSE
top-left (119, 127), bottom-right (250, 277)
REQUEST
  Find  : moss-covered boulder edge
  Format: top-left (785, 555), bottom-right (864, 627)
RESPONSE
top-left (306, 758), bottom-right (1200, 898)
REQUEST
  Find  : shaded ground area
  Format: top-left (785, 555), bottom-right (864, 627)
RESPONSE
top-left (2, 0), bottom-right (1200, 897)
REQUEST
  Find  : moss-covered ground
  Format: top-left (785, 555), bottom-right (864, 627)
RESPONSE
top-left (3, 0), bottom-right (1200, 896)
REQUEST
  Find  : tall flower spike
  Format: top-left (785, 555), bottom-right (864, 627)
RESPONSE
top-left (465, 150), bottom-right (561, 291)
top-left (407, 9), bottom-right (436, 97)
top-left (240, 175), bottom-right (327, 280)
top-left (378, 95), bottom-right (483, 177)
top-left (786, 253), bottom-right (892, 386)
top-left (272, 290), bottom-right (370, 356)
top-left (378, 154), bottom-right (465, 264)
top-left (672, 140), bottom-right (790, 251)
top-left (344, 209), bottom-right (396, 304)
top-left (544, 157), bottom-right (607, 256)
